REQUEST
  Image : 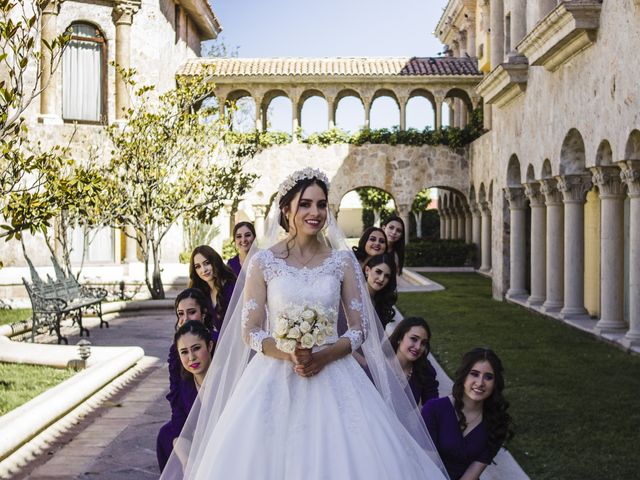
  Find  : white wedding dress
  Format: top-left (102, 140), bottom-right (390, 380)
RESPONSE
top-left (190, 249), bottom-right (447, 479)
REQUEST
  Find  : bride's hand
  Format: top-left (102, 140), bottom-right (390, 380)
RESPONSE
top-left (294, 350), bottom-right (329, 378)
top-left (290, 346), bottom-right (312, 366)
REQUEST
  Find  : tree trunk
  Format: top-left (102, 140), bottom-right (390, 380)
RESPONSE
top-left (150, 241), bottom-right (165, 299)
top-left (414, 211), bottom-right (423, 238)
top-left (373, 210), bottom-right (381, 227)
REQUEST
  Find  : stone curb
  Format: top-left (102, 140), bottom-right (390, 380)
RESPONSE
top-left (0, 340), bottom-right (144, 462)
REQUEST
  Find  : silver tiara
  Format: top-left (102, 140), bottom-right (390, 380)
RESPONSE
top-left (277, 168), bottom-right (330, 198)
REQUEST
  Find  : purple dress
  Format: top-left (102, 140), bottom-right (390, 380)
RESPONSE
top-left (202, 280), bottom-right (235, 333)
top-left (156, 376), bottom-right (198, 471)
top-left (227, 255), bottom-right (242, 277)
top-left (421, 396), bottom-right (494, 480)
top-left (408, 358), bottom-right (439, 406)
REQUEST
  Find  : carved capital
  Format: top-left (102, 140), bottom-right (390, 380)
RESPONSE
top-left (523, 182), bottom-right (545, 207)
top-left (113, 0), bottom-right (141, 25)
top-left (397, 203), bottom-right (411, 217)
top-left (480, 201), bottom-right (492, 215)
top-left (252, 204), bottom-right (269, 218)
top-left (539, 178), bottom-right (563, 206)
top-left (590, 166), bottom-right (624, 199)
top-left (556, 174), bottom-right (592, 204)
top-left (41, 0), bottom-right (63, 16)
top-left (619, 160), bottom-right (640, 197)
top-left (504, 187), bottom-right (527, 210)
top-left (469, 200), bottom-right (481, 216)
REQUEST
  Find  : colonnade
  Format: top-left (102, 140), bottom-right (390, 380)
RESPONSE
top-left (503, 162), bottom-right (640, 347)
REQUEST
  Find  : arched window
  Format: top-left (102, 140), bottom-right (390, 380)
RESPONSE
top-left (62, 22), bottom-right (106, 123)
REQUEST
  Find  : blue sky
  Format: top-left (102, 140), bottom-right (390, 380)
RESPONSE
top-left (210, 0), bottom-right (450, 133)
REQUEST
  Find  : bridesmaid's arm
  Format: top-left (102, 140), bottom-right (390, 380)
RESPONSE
top-left (459, 461), bottom-right (488, 480)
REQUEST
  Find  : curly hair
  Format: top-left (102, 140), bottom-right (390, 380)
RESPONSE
top-left (173, 288), bottom-right (212, 331)
top-left (352, 227), bottom-right (388, 263)
top-left (173, 320), bottom-right (213, 381)
top-left (388, 316), bottom-right (432, 386)
top-left (382, 215), bottom-right (405, 274)
top-left (232, 221), bottom-right (256, 238)
top-left (188, 245), bottom-right (236, 320)
top-left (363, 253), bottom-right (397, 327)
top-left (452, 348), bottom-right (514, 456)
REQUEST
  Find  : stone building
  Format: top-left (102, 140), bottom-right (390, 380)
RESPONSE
top-left (3, 0), bottom-right (220, 270)
top-left (435, 0), bottom-right (640, 350)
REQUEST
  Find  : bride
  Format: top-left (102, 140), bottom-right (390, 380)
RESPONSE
top-left (161, 169), bottom-right (449, 479)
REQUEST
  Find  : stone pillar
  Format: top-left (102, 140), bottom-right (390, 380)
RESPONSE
top-left (39, 0), bottom-right (61, 122)
top-left (114, 3), bottom-right (139, 120)
top-left (434, 97), bottom-right (444, 131)
top-left (620, 161), bottom-right (640, 347)
top-left (450, 209), bottom-right (458, 240)
top-left (505, 187), bottom-right (528, 298)
top-left (524, 182), bottom-right (546, 306)
top-left (465, 207), bottom-right (473, 244)
top-left (556, 174), bottom-right (592, 319)
top-left (591, 166), bottom-right (626, 332)
top-left (479, 201), bottom-right (492, 272)
top-left (327, 96), bottom-right (337, 130)
top-left (123, 225), bottom-right (139, 263)
top-left (490, 0), bottom-right (505, 68)
top-left (292, 98), bottom-right (301, 141)
top-left (363, 98), bottom-right (372, 129)
top-left (471, 201), bottom-right (482, 247)
top-left (438, 207), bottom-right (444, 239)
top-left (448, 103), bottom-right (455, 128)
top-left (508, 0), bottom-right (527, 59)
top-left (443, 208), bottom-right (451, 239)
top-left (398, 96), bottom-right (407, 131)
top-left (466, 21), bottom-right (476, 55)
top-left (252, 204), bottom-right (268, 238)
top-left (483, 102), bottom-right (492, 130)
top-left (254, 94), bottom-right (265, 132)
top-left (397, 204), bottom-right (411, 245)
top-left (457, 208), bottom-right (466, 240)
top-left (540, 178), bottom-right (564, 312)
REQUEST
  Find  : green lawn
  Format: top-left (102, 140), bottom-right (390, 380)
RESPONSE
top-left (0, 308), bottom-right (31, 326)
top-left (0, 362), bottom-right (76, 415)
top-left (398, 273), bottom-right (640, 480)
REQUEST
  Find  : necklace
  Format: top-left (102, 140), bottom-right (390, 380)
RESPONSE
top-left (291, 244), bottom-right (319, 268)
top-left (462, 411), bottom-right (482, 429)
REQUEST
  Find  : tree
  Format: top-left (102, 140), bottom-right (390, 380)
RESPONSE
top-left (101, 66), bottom-right (257, 299)
top-left (357, 187), bottom-right (393, 227)
top-left (411, 189), bottom-right (432, 238)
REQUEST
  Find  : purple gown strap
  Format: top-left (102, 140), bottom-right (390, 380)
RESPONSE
top-left (166, 343), bottom-right (181, 407)
top-left (227, 255), bottom-right (242, 277)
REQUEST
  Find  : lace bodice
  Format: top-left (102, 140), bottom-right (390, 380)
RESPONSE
top-left (241, 249), bottom-right (368, 353)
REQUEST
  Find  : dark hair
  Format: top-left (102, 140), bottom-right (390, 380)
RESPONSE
top-left (382, 215), bottom-right (405, 274)
top-left (174, 320), bottom-right (213, 380)
top-left (452, 348), bottom-right (514, 456)
top-left (174, 288), bottom-right (212, 330)
top-left (233, 221), bottom-right (256, 238)
top-left (352, 227), bottom-right (387, 262)
top-left (278, 177), bottom-right (328, 257)
top-left (188, 245), bottom-right (236, 320)
top-left (389, 316), bottom-right (432, 388)
top-left (364, 253), bottom-right (397, 327)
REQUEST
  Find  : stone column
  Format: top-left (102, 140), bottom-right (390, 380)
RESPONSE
top-left (398, 96), bottom-right (407, 131)
top-left (39, 0), bottom-right (61, 123)
top-left (450, 209), bottom-right (458, 240)
top-left (443, 208), bottom-right (451, 239)
top-left (466, 20), bottom-right (476, 55)
top-left (327, 96), bottom-right (337, 130)
top-left (479, 201), bottom-right (492, 272)
top-left (292, 98), bottom-right (301, 142)
top-left (524, 182), bottom-right (546, 306)
top-left (114, 3), bottom-right (140, 120)
top-left (465, 207), bottom-right (473, 244)
top-left (540, 178), bottom-right (564, 312)
top-left (556, 174), bottom-right (592, 319)
top-left (591, 166), bottom-right (626, 332)
top-left (457, 208), bottom-right (466, 240)
top-left (490, 0), bottom-right (505, 68)
top-left (363, 97), bottom-right (372, 129)
top-left (252, 204), bottom-right (268, 238)
top-left (123, 225), bottom-right (139, 263)
top-left (471, 201), bottom-right (482, 247)
top-left (483, 102), bottom-right (492, 130)
top-left (438, 207), bottom-right (443, 239)
top-left (620, 161), bottom-right (640, 347)
top-left (508, 0), bottom-right (527, 59)
top-left (505, 187), bottom-right (528, 298)
top-left (434, 96), bottom-right (444, 131)
top-left (397, 204), bottom-right (411, 245)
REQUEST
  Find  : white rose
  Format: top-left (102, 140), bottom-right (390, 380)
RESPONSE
top-left (299, 321), bottom-right (312, 334)
top-left (325, 324), bottom-right (334, 336)
top-left (316, 332), bottom-right (326, 346)
top-left (276, 338), bottom-right (296, 354)
top-left (287, 326), bottom-right (301, 339)
top-left (275, 318), bottom-right (289, 336)
top-left (300, 333), bottom-right (315, 349)
top-left (284, 339), bottom-right (297, 353)
top-left (301, 309), bottom-right (315, 321)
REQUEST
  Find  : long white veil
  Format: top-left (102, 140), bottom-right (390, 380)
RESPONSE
top-left (161, 185), bottom-right (449, 479)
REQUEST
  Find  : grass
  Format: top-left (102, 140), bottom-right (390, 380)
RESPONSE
top-left (0, 308), bottom-right (31, 327)
top-left (398, 273), bottom-right (640, 480)
top-left (0, 362), bottom-right (76, 416)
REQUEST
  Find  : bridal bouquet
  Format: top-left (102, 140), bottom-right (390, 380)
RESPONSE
top-left (273, 304), bottom-right (336, 354)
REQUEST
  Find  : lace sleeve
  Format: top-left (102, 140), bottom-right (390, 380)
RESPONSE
top-left (340, 252), bottom-right (368, 351)
top-left (241, 253), bottom-right (269, 353)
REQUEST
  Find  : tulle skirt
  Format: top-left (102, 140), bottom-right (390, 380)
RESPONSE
top-left (191, 352), bottom-right (447, 479)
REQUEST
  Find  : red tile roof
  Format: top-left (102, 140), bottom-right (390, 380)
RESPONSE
top-left (177, 56), bottom-right (481, 77)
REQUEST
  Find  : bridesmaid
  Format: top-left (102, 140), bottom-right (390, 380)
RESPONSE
top-left (352, 226), bottom-right (388, 268)
top-left (382, 215), bottom-right (406, 275)
top-left (189, 245), bottom-right (236, 333)
top-left (388, 317), bottom-right (438, 406)
top-left (421, 348), bottom-right (513, 480)
top-left (157, 321), bottom-right (214, 472)
top-left (363, 253), bottom-right (398, 328)
top-left (227, 222), bottom-right (256, 276)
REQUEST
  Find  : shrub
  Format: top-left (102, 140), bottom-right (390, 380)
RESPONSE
top-left (405, 239), bottom-right (477, 267)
